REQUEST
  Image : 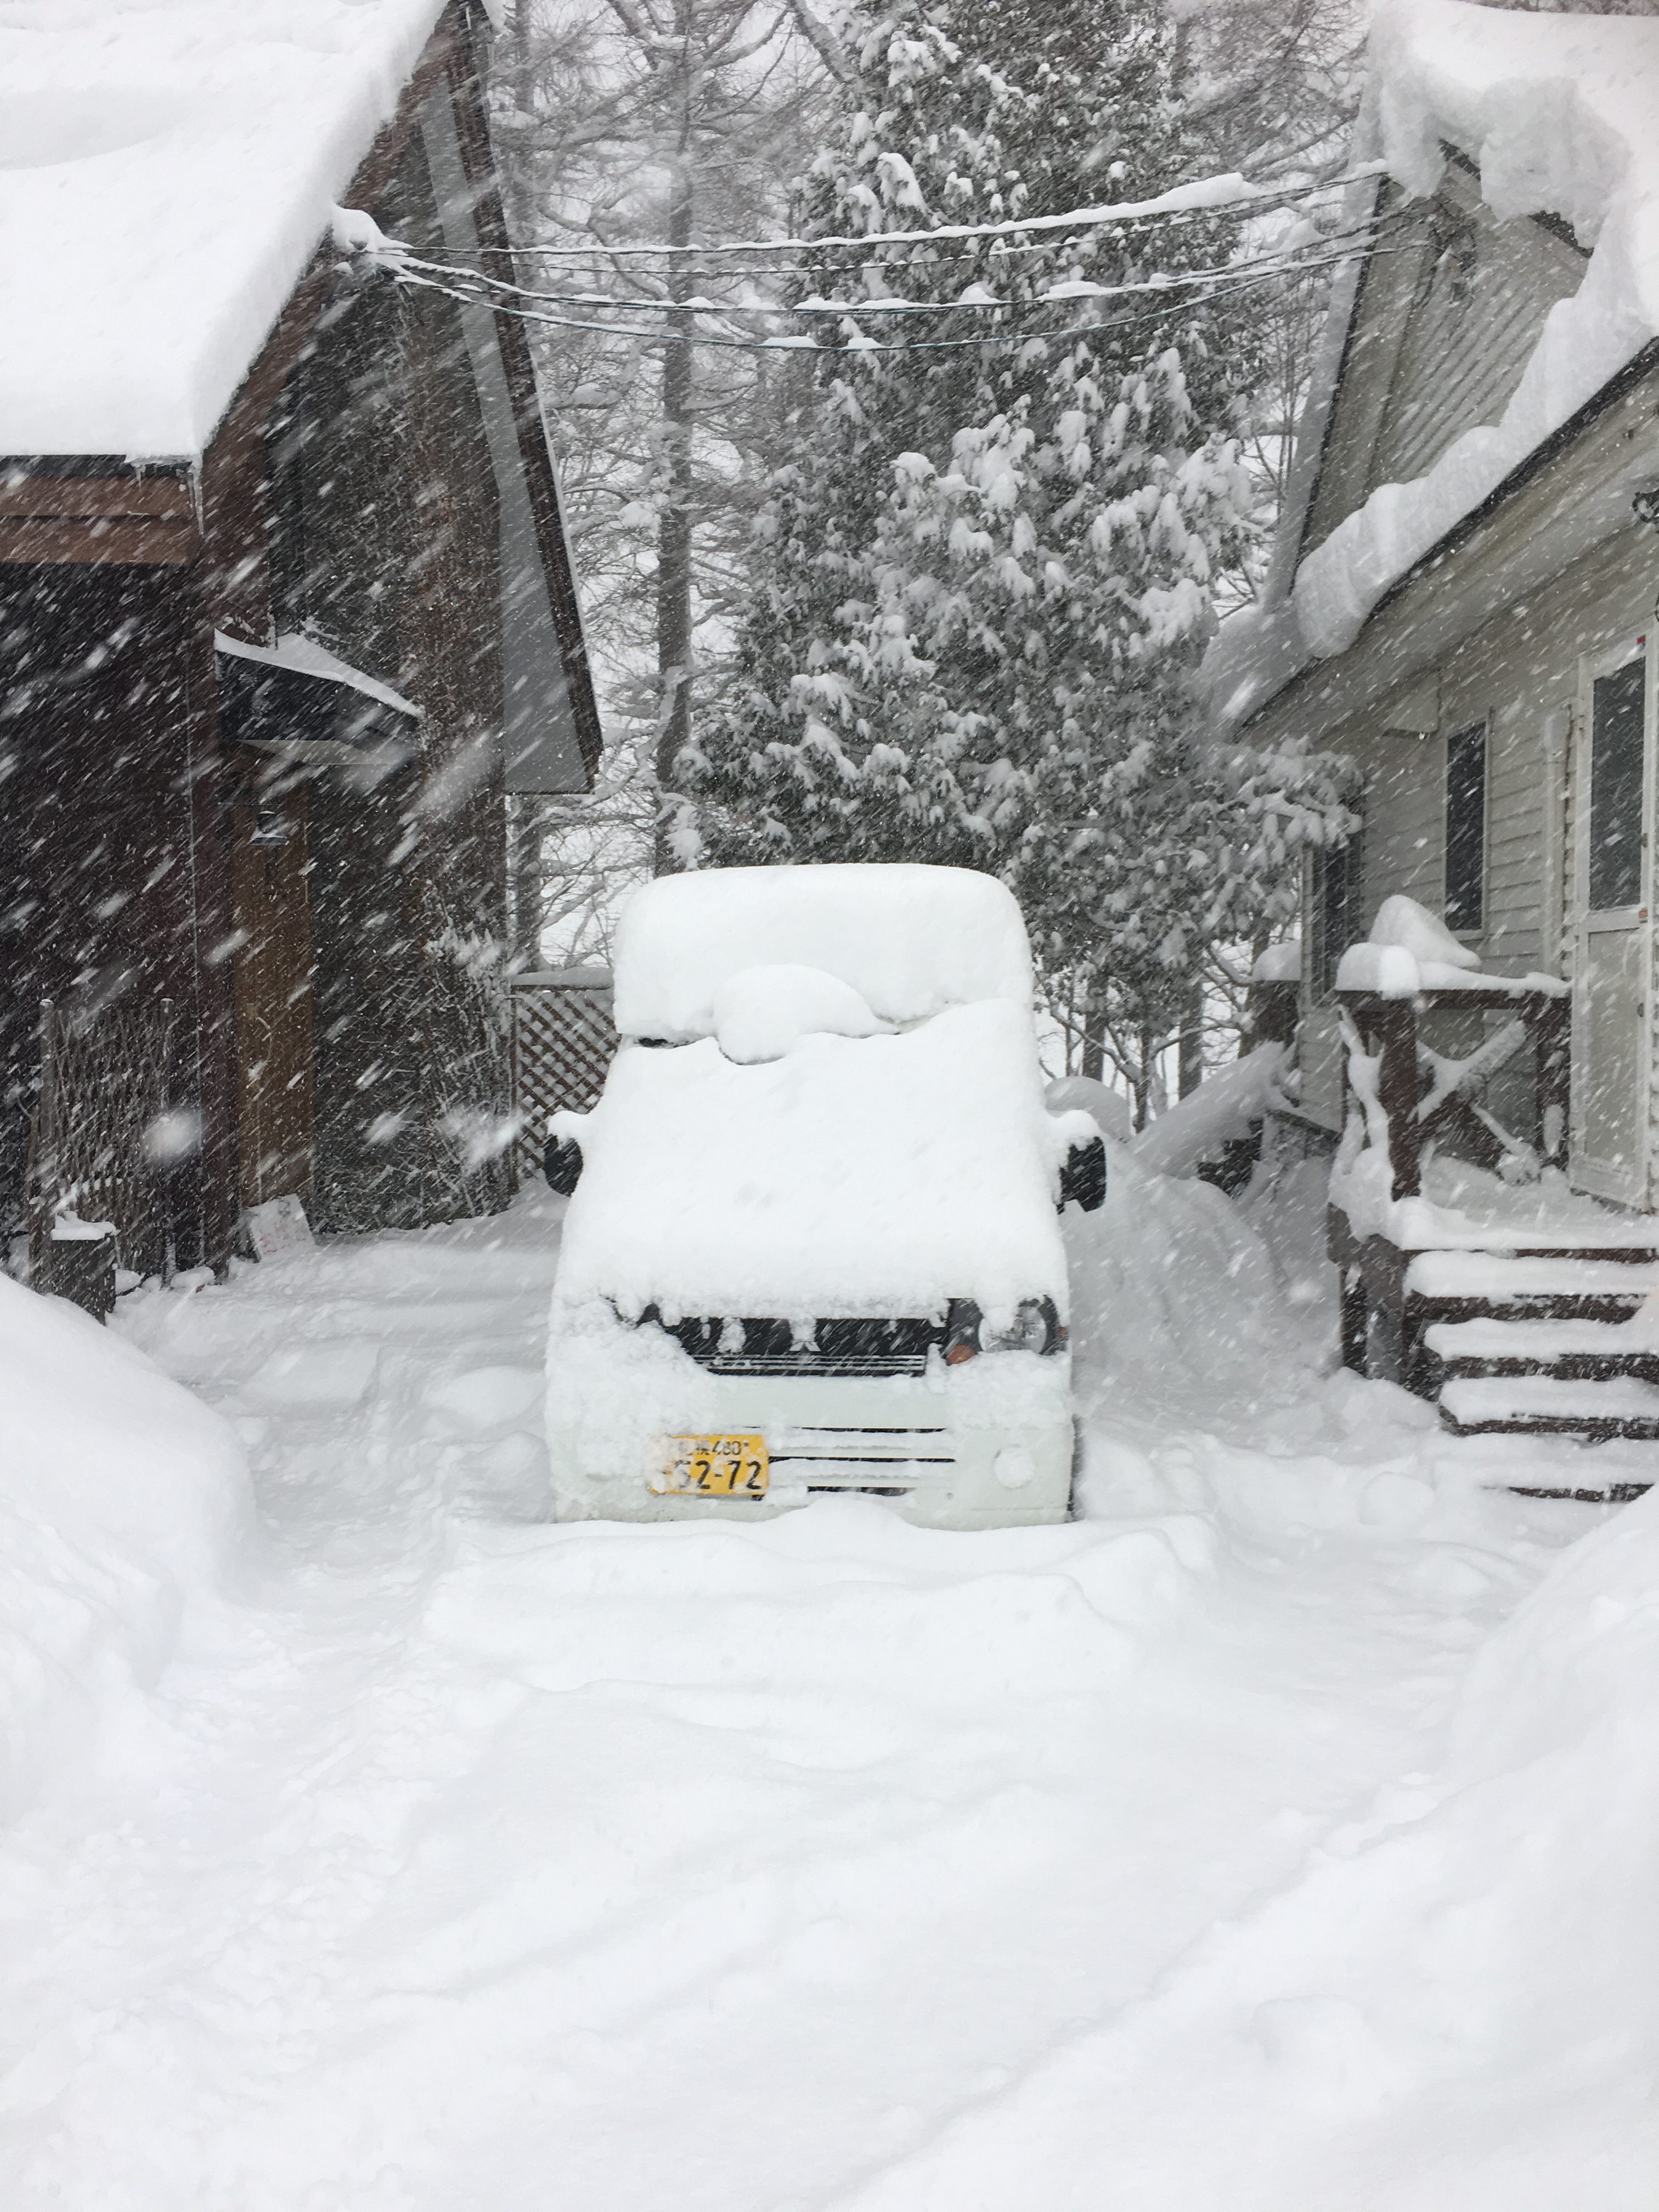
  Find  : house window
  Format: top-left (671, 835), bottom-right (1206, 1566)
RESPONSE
top-left (1444, 721), bottom-right (1487, 933)
top-left (1311, 816), bottom-right (1364, 1000)
top-left (1589, 658), bottom-right (1645, 913)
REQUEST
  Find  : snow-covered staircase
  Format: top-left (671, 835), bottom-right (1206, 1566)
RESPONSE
top-left (1417, 1253), bottom-right (1659, 1454)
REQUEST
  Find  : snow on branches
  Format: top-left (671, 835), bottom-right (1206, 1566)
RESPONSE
top-left (679, 0), bottom-right (1354, 1076)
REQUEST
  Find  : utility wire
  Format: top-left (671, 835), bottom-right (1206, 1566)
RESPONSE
top-left (385, 235), bottom-right (1390, 357)
top-left (390, 213), bottom-right (1390, 324)
top-left (438, 166), bottom-right (1381, 262)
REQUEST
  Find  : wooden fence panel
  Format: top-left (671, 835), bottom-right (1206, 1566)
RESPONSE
top-left (510, 974), bottom-right (618, 1188)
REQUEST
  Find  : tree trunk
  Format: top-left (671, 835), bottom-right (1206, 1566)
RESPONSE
top-left (653, 23), bottom-right (696, 873)
top-left (1177, 981), bottom-right (1204, 1097)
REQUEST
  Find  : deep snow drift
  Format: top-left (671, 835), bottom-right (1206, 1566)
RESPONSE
top-left (1, 1163), bottom-right (1654, 2208)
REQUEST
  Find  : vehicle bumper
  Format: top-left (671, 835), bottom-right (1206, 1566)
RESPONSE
top-left (546, 1361), bottom-right (1075, 1530)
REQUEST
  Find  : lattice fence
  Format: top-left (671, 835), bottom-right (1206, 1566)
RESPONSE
top-left (29, 996), bottom-right (181, 1282)
top-left (510, 972), bottom-right (618, 1187)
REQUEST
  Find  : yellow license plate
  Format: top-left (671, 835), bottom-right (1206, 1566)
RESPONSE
top-left (654, 1435), bottom-right (769, 1497)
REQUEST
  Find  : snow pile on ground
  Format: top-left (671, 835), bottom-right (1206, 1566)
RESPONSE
top-left (1066, 1138), bottom-right (1291, 1415)
top-left (1293, 0), bottom-right (1659, 659)
top-left (554, 1000), bottom-right (1077, 1321)
top-left (2, 1176), bottom-right (1652, 2207)
top-left (0, 1276), bottom-right (249, 1820)
top-left (0, 0), bottom-right (443, 456)
top-left (612, 864), bottom-right (1032, 1040)
top-left (1130, 1042), bottom-right (1293, 1180)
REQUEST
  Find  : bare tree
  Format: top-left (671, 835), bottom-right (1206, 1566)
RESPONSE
top-left (490, 0), bottom-right (830, 939)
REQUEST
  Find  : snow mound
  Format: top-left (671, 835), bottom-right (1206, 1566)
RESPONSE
top-left (1065, 1141), bottom-right (1285, 1414)
top-left (612, 865), bottom-right (1032, 1041)
top-left (1369, 893), bottom-right (1480, 970)
top-left (712, 964), bottom-right (888, 1064)
top-left (1294, 0), bottom-right (1659, 659)
top-left (1131, 1044), bottom-right (1291, 1180)
top-left (0, 1277), bottom-right (250, 1819)
top-left (1250, 939), bottom-right (1301, 985)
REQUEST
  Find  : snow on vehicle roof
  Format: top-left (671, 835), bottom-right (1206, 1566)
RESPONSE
top-left (553, 999), bottom-right (1069, 1322)
top-left (0, 0), bottom-right (444, 459)
top-left (1209, 0), bottom-right (1659, 714)
top-left (611, 865), bottom-right (1033, 1041)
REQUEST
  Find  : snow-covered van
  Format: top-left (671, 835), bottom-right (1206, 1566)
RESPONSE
top-left (543, 864), bottom-right (1104, 1528)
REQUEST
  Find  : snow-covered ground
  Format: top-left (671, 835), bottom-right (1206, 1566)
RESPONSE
top-left (3, 1154), bottom-right (1655, 2208)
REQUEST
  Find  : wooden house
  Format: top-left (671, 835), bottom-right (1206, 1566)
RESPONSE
top-left (0, 1), bottom-right (601, 1300)
top-left (1212, 4), bottom-right (1659, 1451)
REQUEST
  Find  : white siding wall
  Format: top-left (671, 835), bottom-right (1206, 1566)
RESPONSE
top-left (1291, 527), bottom-right (1658, 1160)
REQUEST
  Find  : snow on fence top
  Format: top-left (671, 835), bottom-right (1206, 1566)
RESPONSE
top-left (1211, 0), bottom-right (1659, 714)
top-left (0, 0), bottom-right (444, 459)
top-left (1335, 893), bottom-right (1568, 998)
top-left (611, 865), bottom-right (1034, 1042)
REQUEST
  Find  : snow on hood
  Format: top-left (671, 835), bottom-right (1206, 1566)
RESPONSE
top-left (0, 1), bottom-right (443, 458)
top-left (552, 999), bottom-right (1072, 1323)
top-left (611, 865), bottom-right (1033, 1042)
top-left (1292, 0), bottom-right (1659, 662)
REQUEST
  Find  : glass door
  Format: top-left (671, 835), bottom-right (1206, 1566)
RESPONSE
top-left (1570, 637), bottom-right (1653, 1206)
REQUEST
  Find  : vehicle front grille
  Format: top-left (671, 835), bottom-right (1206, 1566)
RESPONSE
top-left (645, 1311), bottom-right (940, 1378)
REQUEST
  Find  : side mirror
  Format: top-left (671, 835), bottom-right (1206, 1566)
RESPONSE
top-left (544, 1133), bottom-right (584, 1194)
top-left (1058, 1133), bottom-right (1106, 1213)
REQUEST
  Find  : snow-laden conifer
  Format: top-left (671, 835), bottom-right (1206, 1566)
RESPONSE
top-left (682, 0), bottom-right (1351, 1090)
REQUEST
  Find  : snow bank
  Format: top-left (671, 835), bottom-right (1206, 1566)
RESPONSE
top-left (554, 998), bottom-right (1070, 1321)
top-left (1294, 0), bottom-right (1659, 659)
top-left (1251, 939), bottom-right (1301, 985)
top-left (612, 865), bottom-right (1032, 1041)
top-left (0, 1278), bottom-right (250, 1819)
top-left (0, 1), bottom-right (443, 457)
top-left (1131, 1043), bottom-right (1291, 1180)
top-left (1065, 1141), bottom-right (1287, 1412)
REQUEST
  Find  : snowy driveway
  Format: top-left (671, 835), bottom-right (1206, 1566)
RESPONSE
top-left (3, 1168), bottom-right (1654, 2209)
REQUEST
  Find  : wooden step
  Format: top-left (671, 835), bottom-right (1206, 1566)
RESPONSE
top-left (1425, 1314), bottom-right (1659, 1383)
top-left (1406, 1251), bottom-right (1659, 1327)
top-left (1441, 1372), bottom-right (1659, 1444)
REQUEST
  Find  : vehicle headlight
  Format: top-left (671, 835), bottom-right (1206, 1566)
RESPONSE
top-left (943, 1296), bottom-right (1064, 1360)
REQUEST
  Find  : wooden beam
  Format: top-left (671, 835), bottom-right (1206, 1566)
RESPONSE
top-left (0, 516), bottom-right (199, 565)
top-left (0, 476), bottom-right (193, 521)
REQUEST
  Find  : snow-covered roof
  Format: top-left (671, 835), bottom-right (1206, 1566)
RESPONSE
top-left (0, 0), bottom-right (445, 459)
top-left (552, 1000), bottom-right (1072, 1322)
top-left (611, 865), bottom-right (1034, 1042)
top-left (1211, 0), bottom-right (1659, 721)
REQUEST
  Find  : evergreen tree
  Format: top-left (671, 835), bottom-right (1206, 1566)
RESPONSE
top-left (681, 0), bottom-right (1351, 1093)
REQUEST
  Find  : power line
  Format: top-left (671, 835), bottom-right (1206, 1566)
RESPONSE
top-left (391, 215), bottom-right (1389, 325)
top-left (388, 236), bottom-right (1389, 357)
top-left (435, 166), bottom-right (1380, 263)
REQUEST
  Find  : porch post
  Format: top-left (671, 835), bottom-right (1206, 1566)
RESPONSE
top-left (1533, 994), bottom-right (1571, 1172)
top-left (1374, 1001), bottom-right (1421, 1201)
